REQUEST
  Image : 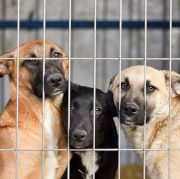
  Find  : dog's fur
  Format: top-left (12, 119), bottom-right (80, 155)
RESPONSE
top-left (109, 65), bottom-right (180, 179)
top-left (61, 84), bottom-right (118, 179)
top-left (0, 40), bottom-right (68, 179)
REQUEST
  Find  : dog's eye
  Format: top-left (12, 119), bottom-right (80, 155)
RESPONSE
top-left (23, 60), bottom-right (39, 66)
top-left (146, 85), bottom-right (156, 93)
top-left (29, 60), bottom-right (38, 64)
top-left (52, 51), bottom-right (62, 58)
top-left (70, 105), bottom-right (75, 112)
top-left (121, 82), bottom-right (129, 90)
top-left (95, 107), bottom-right (102, 114)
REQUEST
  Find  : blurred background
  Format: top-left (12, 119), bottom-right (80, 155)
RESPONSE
top-left (0, 0), bottom-right (180, 178)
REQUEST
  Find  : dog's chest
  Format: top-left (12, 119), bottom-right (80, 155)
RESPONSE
top-left (44, 105), bottom-right (58, 150)
top-left (78, 151), bottom-right (99, 179)
top-left (44, 103), bottom-right (59, 178)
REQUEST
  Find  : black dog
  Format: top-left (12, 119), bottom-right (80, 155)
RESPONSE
top-left (61, 84), bottom-right (118, 179)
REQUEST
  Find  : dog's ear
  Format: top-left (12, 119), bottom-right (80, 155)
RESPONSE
top-left (0, 52), bottom-right (14, 77)
top-left (62, 58), bottom-right (69, 79)
top-left (70, 83), bottom-right (80, 97)
top-left (108, 73), bottom-right (119, 93)
top-left (106, 91), bottom-right (118, 117)
top-left (164, 70), bottom-right (180, 97)
top-left (108, 75), bottom-right (116, 92)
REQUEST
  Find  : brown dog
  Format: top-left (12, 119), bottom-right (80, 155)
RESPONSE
top-left (109, 65), bottom-right (180, 179)
top-left (0, 40), bottom-right (68, 179)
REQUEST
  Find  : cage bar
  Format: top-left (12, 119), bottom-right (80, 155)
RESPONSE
top-left (143, 0), bottom-right (148, 178)
top-left (118, 0), bottom-right (123, 178)
top-left (16, 0), bottom-right (20, 177)
top-left (41, 0), bottom-right (47, 177)
top-left (168, 0), bottom-right (173, 178)
top-left (93, 0), bottom-right (97, 178)
top-left (67, 0), bottom-right (72, 178)
top-left (0, 0), bottom-right (179, 179)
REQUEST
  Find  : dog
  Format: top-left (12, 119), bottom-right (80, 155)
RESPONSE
top-left (109, 65), bottom-right (180, 179)
top-left (61, 83), bottom-right (118, 179)
top-left (0, 40), bottom-right (68, 179)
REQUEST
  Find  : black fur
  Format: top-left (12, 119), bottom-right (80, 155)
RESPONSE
top-left (61, 83), bottom-right (118, 179)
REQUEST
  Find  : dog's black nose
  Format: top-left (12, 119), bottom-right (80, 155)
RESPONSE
top-left (123, 102), bottom-right (139, 116)
top-left (72, 130), bottom-right (87, 141)
top-left (47, 74), bottom-right (63, 88)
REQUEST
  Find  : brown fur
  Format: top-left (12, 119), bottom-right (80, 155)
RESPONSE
top-left (0, 40), bottom-right (68, 179)
top-left (109, 66), bottom-right (180, 179)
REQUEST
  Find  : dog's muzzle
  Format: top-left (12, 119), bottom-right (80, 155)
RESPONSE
top-left (120, 100), bottom-right (149, 126)
top-left (44, 73), bottom-right (66, 97)
top-left (123, 102), bottom-right (139, 117)
top-left (47, 73), bottom-right (64, 89)
top-left (70, 129), bottom-right (92, 149)
top-left (120, 102), bottom-right (140, 125)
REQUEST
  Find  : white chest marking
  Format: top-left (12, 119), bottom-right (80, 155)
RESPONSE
top-left (44, 103), bottom-right (59, 179)
top-left (79, 151), bottom-right (99, 179)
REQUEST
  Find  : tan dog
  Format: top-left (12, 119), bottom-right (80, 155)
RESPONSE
top-left (109, 65), bottom-right (180, 179)
top-left (0, 40), bottom-right (68, 179)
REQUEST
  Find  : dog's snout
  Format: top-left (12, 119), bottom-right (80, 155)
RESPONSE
top-left (72, 130), bottom-right (87, 142)
top-left (47, 74), bottom-right (63, 88)
top-left (123, 102), bottom-right (139, 116)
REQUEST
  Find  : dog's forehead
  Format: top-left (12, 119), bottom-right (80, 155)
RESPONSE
top-left (16, 40), bottom-right (63, 58)
top-left (71, 87), bottom-right (106, 106)
top-left (121, 66), bottom-right (164, 85)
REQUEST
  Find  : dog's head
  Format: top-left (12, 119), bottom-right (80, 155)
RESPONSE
top-left (109, 65), bottom-right (180, 126)
top-left (0, 40), bottom-right (68, 97)
top-left (61, 84), bottom-right (117, 149)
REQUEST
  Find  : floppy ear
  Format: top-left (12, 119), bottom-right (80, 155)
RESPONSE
top-left (0, 52), bottom-right (14, 77)
top-left (108, 74), bottom-right (117, 92)
top-left (106, 91), bottom-right (118, 117)
top-left (164, 70), bottom-right (180, 97)
top-left (62, 58), bottom-right (69, 79)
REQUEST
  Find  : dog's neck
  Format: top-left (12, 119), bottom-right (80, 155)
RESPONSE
top-left (122, 96), bottom-right (180, 156)
top-left (44, 94), bottom-right (65, 145)
top-left (9, 81), bottom-right (40, 103)
top-left (1, 81), bottom-right (66, 143)
top-left (147, 96), bottom-right (180, 148)
top-left (76, 151), bottom-right (99, 179)
top-left (0, 81), bottom-right (42, 128)
top-left (43, 94), bottom-right (67, 179)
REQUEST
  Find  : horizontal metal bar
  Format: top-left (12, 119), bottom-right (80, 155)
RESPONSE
top-left (1, 57), bottom-right (180, 61)
top-left (0, 20), bottom-right (180, 29)
top-left (0, 148), bottom-right (180, 152)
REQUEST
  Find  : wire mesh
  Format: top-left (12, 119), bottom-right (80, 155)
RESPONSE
top-left (168, 0), bottom-right (173, 178)
top-left (0, 0), bottom-right (179, 179)
top-left (143, 0), bottom-right (147, 178)
top-left (67, 0), bottom-right (72, 178)
top-left (16, 0), bottom-right (20, 177)
top-left (117, 0), bottom-right (122, 178)
top-left (93, 0), bottom-right (97, 178)
top-left (42, 0), bottom-right (46, 177)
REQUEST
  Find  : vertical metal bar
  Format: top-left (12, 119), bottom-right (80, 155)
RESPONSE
top-left (118, 0), bottom-right (122, 178)
top-left (67, 0), bottom-right (72, 178)
top-left (42, 0), bottom-right (46, 178)
top-left (16, 0), bottom-right (20, 178)
top-left (93, 0), bottom-right (97, 178)
top-left (143, 0), bottom-right (147, 178)
top-left (168, 0), bottom-right (172, 178)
